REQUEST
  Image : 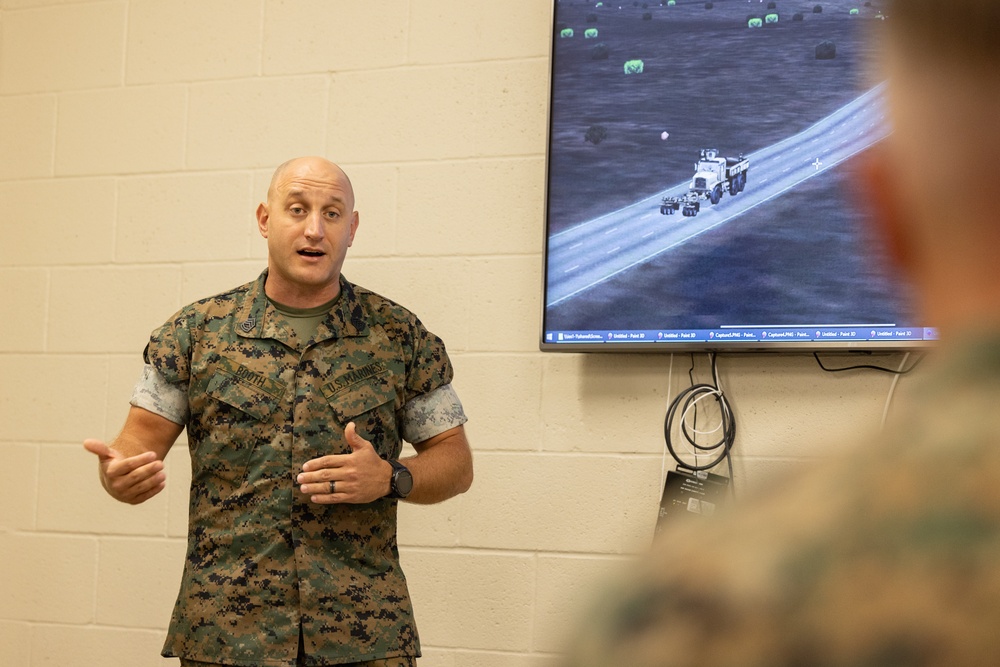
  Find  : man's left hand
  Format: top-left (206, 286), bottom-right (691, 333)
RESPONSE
top-left (297, 422), bottom-right (392, 504)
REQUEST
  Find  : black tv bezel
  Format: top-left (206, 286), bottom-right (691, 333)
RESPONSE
top-left (538, 0), bottom-right (934, 354)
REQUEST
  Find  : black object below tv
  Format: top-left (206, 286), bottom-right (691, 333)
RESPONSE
top-left (540, 0), bottom-right (934, 351)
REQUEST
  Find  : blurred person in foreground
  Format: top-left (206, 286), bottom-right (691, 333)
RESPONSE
top-left (563, 2), bottom-right (1000, 665)
top-left (84, 157), bottom-right (473, 667)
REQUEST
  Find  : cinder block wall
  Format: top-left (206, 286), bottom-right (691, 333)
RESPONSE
top-left (0, 2), bottom-right (913, 665)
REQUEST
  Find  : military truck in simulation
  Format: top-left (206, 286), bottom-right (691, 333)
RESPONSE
top-left (660, 149), bottom-right (749, 217)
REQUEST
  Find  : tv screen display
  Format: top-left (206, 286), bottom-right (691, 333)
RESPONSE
top-left (540, 0), bottom-right (935, 351)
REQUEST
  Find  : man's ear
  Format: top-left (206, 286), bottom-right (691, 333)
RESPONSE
top-left (256, 202), bottom-right (269, 238)
top-left (347, 211), bottom-right (359, 247)
top-left (855, 146), bottom-right (914, 280)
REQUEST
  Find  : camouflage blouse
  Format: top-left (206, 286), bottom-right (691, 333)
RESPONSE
top-left (144, 271), bottom-right (455, 666)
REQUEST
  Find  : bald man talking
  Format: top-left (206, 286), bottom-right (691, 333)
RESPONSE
top-left (85, 157), bottom-right (473, 667)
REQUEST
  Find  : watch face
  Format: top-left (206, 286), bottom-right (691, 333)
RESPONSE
top-left (394, 467), bottom-right (414, 497)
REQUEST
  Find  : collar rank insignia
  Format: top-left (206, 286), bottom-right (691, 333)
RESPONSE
top-left (239, 317), bottom-right (256, 333)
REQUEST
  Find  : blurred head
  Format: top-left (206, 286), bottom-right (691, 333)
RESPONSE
top-left (256, 157), bottom-right (360, 307)
top-left (868, 1), bottom-right (1000, 338)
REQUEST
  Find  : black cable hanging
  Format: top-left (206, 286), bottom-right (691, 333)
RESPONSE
top-left (663, 353), bottom-right (736, 476)
top-left (813, 351), bottom-right (924, 375)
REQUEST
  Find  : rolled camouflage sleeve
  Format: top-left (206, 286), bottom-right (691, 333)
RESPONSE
top-left (129, 363), bottom-right (190, 425)
top-left (400, 383), bottom-right (468, 444)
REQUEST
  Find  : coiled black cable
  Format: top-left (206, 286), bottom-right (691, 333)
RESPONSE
top-left (664, 353), bottom-right (736, 480)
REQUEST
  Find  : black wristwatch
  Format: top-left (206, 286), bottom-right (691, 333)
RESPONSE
top-left (387, 459), bottom-right (413, 499)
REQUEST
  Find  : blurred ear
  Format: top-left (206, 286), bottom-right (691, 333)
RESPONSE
top-left (855, 145), bottom-right (914, 281)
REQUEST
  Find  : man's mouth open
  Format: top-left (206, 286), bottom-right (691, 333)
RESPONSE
top-left (298, 249), bottom-right (325, 257)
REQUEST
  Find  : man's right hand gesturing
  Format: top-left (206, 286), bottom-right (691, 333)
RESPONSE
top-left (84, 439), bottom-right (166, 505)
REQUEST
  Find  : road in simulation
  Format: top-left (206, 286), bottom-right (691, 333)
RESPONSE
top-left (546, 82), bottom-right (890, 307)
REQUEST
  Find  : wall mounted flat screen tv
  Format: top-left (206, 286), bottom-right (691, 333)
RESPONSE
top-left (540, 0), bottom-right (935, 351)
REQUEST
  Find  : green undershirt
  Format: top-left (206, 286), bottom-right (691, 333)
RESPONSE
top-left (267, 294), bottom-right (339, 344)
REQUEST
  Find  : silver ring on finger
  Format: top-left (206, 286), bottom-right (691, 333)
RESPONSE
top-left (328, 480), bottom-right (336, 494)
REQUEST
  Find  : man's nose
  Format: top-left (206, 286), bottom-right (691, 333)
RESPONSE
top-left (304, 212), bottom-right (325, 239)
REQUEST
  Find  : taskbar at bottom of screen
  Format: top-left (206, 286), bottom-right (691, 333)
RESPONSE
top-left (544, 327), bottom-right (938, 345)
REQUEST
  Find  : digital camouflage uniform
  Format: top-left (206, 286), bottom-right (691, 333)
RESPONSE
top-left (144, 271), bottom-right (455, 666)
top-left (563, 335), bottom-right (1000, 667)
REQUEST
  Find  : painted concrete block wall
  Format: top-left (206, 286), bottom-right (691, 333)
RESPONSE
top-left (0, 2), bottom-right (919, 665)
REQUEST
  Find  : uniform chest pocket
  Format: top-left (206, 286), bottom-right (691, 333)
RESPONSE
top-left (192, 370), bottom-right (286, 487)
top-left (322, 370), bottom-right (398, 456)
top-left (206, 371), bottom-right (284, 423)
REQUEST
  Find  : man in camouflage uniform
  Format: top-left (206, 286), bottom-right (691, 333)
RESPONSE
top-left (85, 157), bottom-right (473, 667)
top-left (562, 1), bottom-right (1000, 665)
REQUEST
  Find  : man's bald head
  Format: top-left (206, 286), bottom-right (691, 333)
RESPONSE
top-left (267, 157), bottom-right (356, 212)
top-left (255, 156), bottom-right (360, 307)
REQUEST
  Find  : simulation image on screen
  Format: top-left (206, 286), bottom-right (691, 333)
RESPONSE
top-left (541, 0), bottom-right (930, 350)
